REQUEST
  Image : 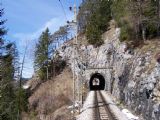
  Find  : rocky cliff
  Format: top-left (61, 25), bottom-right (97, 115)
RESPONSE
top-left (57, 27), bottom-right (160, 120)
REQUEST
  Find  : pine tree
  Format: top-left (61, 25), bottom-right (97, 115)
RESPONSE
top-left (0, 8), bottom-right (6, 44)
top-left (86, 0), bottom-right (112, 47)
top-left (77, 0), bottom-right (99, 33)
top-left (112, 0), bottom-right (159, 42)
top-left (0, 43), bottom-right (18, 120)
top-left (158, 0), bottom-right (160, 36)
top-left (34, 28), bottom-right (51, 80)
top-left (0, 7), bottom-right (19, 120)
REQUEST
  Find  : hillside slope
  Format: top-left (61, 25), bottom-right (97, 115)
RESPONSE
top-left (24, 67), bottom-right (73, 120)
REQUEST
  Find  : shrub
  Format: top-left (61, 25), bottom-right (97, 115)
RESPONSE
top-left (146, 22), bottom-right (157, 39)
top-left (120, 22), bottom-right (133, 42)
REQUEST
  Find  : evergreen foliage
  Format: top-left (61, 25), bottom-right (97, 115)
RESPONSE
top-left (0, 7), bottom-right (21, 120)
top-left (51, 52), bottom-right (66, 76)
top-left (16, 88), bottom-right (28, 113)
top-left (79, 0), bottom-right (160, 46)
top-left (34, 26), bottom-right (70, 80)
top-left (112, 0), bottom-right (160, 42)
top-left (34, 28), bottom-right (51, 80)
top-left (85, 0), bottom-right (112, 47)
top-left (0, 8), bottom-right (6, 42)
top-left (0, 53), bottom-right (17, 120)
top-left (78, 0), bottom-right (99, 33)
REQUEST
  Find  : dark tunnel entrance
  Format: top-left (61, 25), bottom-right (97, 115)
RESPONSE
top-left (89, 73), bottom-right (105, 90)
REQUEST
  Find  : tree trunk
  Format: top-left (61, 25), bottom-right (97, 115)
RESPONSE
top-left (142, 26), bottom-right (146, 41)
top-left (158, 0), bottom-right (160, 36)
top-left (139, 1), bottom-right (146, 40)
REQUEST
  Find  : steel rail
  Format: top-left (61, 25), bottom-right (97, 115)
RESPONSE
top-left (95, 91), bottom-right (115, 120)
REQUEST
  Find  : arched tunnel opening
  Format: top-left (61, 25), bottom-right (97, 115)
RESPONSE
top-left (89, 73), bottom-right (105, 90)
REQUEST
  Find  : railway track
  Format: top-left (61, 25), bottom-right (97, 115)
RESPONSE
top-left (94, 91), bottom-right (116, 120)
top-left (77, 91), bottom-right (128, 120)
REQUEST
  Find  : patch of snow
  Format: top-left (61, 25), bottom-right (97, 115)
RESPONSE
top-left (75, 102), bottom-right (79, 108)
top-left (122, 109), bottom-right (139, 120)
top-left (68, 105), bottom-right (73, 110)
top-left (67, 101), bottom-right (80, 110)
top-left (23, 84), bottom-right (30, 89)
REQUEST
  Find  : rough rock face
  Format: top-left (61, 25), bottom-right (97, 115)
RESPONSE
top-left (58, 27), bottom-right (160, 120)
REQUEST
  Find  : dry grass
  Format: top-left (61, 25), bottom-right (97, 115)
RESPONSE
top-left (50, 105), bottom-right (71, 120)
top-left (25, 67), bottom-right (73, 120)
top-left (135, 39), bottom-right (160, 74)
top-left (27, 74), bottom-right (42, 91)
top-left (102, 20), bottom-right (117, 42)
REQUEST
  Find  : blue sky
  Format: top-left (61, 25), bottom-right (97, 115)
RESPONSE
top-left (2, 0), bottom-right (82, 78)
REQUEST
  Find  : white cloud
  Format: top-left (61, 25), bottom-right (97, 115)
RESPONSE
top-left (13, 11), bottom-right (74, 50)
top-left (13, 17), bottom-right (62, 46)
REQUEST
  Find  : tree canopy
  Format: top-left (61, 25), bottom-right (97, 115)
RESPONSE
top-left (78, 0), bottom-right (160, 47)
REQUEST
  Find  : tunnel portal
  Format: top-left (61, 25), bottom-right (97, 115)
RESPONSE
top-left (89, 73), bottom-right (105, 90)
